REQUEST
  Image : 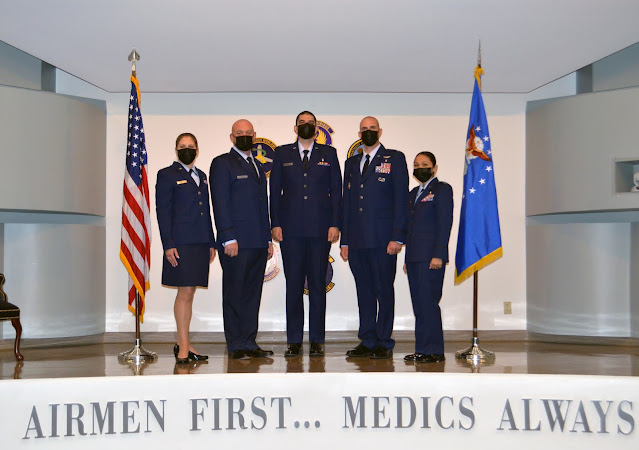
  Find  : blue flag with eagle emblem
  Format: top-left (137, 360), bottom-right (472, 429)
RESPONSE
top-left (454, 67), bottom-right (502, 285)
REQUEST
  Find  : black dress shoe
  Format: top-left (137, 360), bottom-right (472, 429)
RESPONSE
top-left (404, 353), bottom-right (426, 362)
top-left (309, 343), bottom-right (324, 357)
top-left (188, 351), bottom-right (209, 361)
top-left (175, 344), bottom-right (209, 361)
top-left (174, 344), bottom-right (191, 362)
top-left (417, 353), bottom-right (446, 363)
top-left (370, 347), bottom-right (393, 359)
top-left (285, 343), bottom-right (302, 357)
top-left (228, 350), bottom-right (246, 359)
top-left (246, 347), bottom-right (274, 358)
top-left (346, 344), bottom-right (374, 357)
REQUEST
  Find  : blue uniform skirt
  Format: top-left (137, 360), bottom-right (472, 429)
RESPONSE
top-left (161, 243), bottom-right (210, 288)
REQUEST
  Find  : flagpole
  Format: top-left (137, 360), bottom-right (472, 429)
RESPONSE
top-left (455, 40), bottom-right (495, 364)
top-left (118, 47), bottom-right (157, 367)
top-left (455, 272), bottom-right (495, 362)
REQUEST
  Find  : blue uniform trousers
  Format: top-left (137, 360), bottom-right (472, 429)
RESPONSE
top-left (280, 237), bottom-right (330, 344)
top-left (406, 261), bottom-right (445, 354)
top-left (348, 247), bottom-right (397, 350)
top-left (219, 248), bottom-right (267, 352)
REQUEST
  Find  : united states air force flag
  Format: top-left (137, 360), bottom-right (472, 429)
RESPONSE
top-left (454, 66), bottom-right (503, 285)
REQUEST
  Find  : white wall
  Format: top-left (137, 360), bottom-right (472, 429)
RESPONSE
top-left (0, 83), bottom-right (107, 339)
top-left (0, 41), bottom-right (41, 90)
top-left (0, 85), bottom-right (106, 215)
top-left (593, 42), bottom-right (639, 92)
top-left (3, 224), bottom-right (106, 338)
top-left (54, 70), bottom-right (577, 335)
top-left (527, 222), bottom-right (631, 336)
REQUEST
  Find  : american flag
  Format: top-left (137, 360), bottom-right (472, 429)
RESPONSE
top-left (119, 75), bottom-right (151, 321)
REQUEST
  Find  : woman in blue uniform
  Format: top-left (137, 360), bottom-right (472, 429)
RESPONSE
top-left (403, 151), bottom-right (453, 363)
top-left (156, 133), bottom-right (216, 364)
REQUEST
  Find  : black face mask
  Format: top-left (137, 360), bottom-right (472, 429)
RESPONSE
top-left (297, 123), bottom-right (316, 140)
top-left (413, 167), bottom-right (433, 183)
top-left (361, 130), bottom-right (379, 147)
top-left (235, 135), bottom-right (253, 152)
top-left (177, 148), bottom-right (197, 165)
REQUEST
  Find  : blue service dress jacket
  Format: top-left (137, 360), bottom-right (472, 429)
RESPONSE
top-left (405, 177), bottom-right (454, 263)
top-left (269, 142), bottom-right (342, 237)
top-left (341, 145), bottom-right (409, 249)
top-left (209, 149), bottom-right (271, 250)
top-left (155, 161), bottom-right (215, 251)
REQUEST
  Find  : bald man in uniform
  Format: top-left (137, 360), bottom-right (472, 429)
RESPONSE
top-left (340, 116), bottom-right (409, 359)
top-left (210, 119), bottom-right (274, 359)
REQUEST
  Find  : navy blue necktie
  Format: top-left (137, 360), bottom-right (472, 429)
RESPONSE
top-left (303, 150), bottom-right (309, 170)
top-left (362, 154), bottom-right (370, 175)
top-left (247, 156), bottom-right (258, 178)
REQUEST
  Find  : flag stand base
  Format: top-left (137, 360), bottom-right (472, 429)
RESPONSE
top-left (118, 357), bottom-right (156, 376)
top-left (118, 338), bottom-right (157, 364)
top-left (455, 357), bottom-right (493, 373)
top-left (455, 336), bottom-right (495, 363)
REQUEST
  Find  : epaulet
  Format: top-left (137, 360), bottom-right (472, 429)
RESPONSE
top-left (274, 143), bottom-right (291, 151)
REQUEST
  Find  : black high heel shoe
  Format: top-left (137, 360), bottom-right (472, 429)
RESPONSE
top-left (174, 344), bottom-right (209, 361)
top-left (188, 351), bottom-right (208, 361)
top-left (174, 344), bottom-right (189, 364)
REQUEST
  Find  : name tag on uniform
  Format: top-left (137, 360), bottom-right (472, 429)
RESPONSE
top-left (378, 177), bottom-right (386, 182)
top-left (176, 180), bottom-right (187, 185)
top-left (375, 163), bottom-right (391, 174)
top-left (237, 175), bottom-right (248, 179)
top-left (283, 162), bottom-right (294, 167)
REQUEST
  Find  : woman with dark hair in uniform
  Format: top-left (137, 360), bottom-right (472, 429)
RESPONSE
top-left (403, 151), bottom-right (453, 364)
top-left (156, 133), bottom-right (216, 364)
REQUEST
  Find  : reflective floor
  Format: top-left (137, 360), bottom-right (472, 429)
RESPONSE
top-left (2, 331), bottom-right (639, 379)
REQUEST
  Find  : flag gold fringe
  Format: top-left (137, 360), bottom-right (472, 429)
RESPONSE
top-left (131, 75), bottom-right (141, 107)
top-left (454, 246), bottom-right (503, 286)
top-left (474, 65), bottom-right (484, 90)
top-left (120, 249), bottom-right (149, 322)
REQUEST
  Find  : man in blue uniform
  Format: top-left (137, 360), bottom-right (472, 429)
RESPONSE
top-left (270, 111), bottom-right (342, 357)
top-left (340, 116), bottom-right (409, 359)
top-left (210, 119), bottom-right (274, 359)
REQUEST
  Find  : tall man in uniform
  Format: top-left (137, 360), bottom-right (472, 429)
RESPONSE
top-left (210, 119), bottom-right (274, 359)
top-left (270, 111), bottom-right (342, 357)
top-left (340, 116), bottom-right (409, 359)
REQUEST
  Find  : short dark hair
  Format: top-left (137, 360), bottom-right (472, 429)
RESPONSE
top-left (295, 111), bottom-right (316, 124)
top-left (416, 151), bottom-right (436, 166)
top-left (175, 132), bottom-right (198, 149)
